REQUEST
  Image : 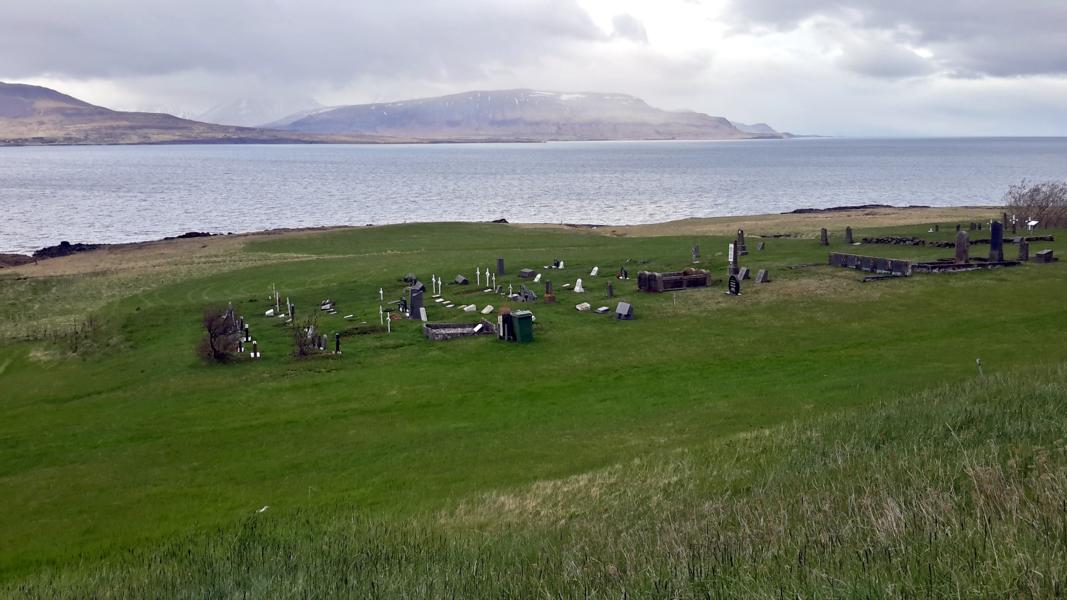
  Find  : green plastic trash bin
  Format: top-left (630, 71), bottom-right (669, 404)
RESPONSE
top-left (512, 310), bottom-right (534, 343)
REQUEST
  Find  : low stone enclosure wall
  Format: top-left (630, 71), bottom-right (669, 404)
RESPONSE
top-left (828, 253), bottom-right (913, 276)
top-left (637, 269), bottom-right (712, 293)
top-left (862, 234), bottom-right (1054, 248)
top-left (829, 252), bottom-right (1025, 275)
top-left (423, 320), bottom-right (496, 341)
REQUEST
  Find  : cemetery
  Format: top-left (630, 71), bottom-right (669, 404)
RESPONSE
top-left (2, 210), bottom-right (1067, 596)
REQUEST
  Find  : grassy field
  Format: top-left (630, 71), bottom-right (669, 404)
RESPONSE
top-left (1, 210), bottom-right (1065, 595)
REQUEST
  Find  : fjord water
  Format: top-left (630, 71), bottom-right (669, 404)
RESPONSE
top-left (1, 137), bottom-right (1065, 253)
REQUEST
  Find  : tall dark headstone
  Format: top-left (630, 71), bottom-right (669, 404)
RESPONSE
top-left (335, 332), bottom-right (341, 354)
top-left (728, 243), bottom-right (739, 276)
top-left (955, 230), bottom-right (969, 264)
top-left (988, 220), bottom-right (1004, 262)
top-left (496, 258), bottom-right (505, 275)
top-left (736, 229), bottom-right (748, 255)
top-left (545, 280), bottom-right (553, 295)
top-left (691, 244), bottom-right (700, 262)
top-left (844, 227), bottom-right (853, 245)
top-left (819, 228), bottom-right (829, 246)
top-left (408, 288), bottom-right (424, 320)
top-left (1018, 239), bottom-right (1030, 262)
top-left (934, 224), bottom-right (939, 232)
top-left (606, 281), bottom-right (614, 298)
top-left (956, 224), bottom-right (961, 232)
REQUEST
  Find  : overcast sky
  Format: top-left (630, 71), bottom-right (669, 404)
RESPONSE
top-left (3, 0), bottom-right (1066, 136)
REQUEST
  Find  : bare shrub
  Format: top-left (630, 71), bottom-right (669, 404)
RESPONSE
top-left (291, 316), bottom-right (321, 358)
top-left (198, 307), bottom-right (239, 363)
top-left (1004, 179), bottom-right (1067, 228)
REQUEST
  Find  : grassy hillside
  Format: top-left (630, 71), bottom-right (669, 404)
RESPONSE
top-left (1, 213), bottom-right (1064, 594)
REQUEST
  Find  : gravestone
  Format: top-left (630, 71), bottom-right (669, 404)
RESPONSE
top-left (533, 273), bottom-right (542, 283)
top-left (408, 289), bottom-right (424, 320)
top-left (545, 280), bottom-right (554, 295)
top-left (736, 229), bottom-right (748, 255)
top-left (595, 306), bottom-right (610, 314)
top-left (615, 302), bottom-right (634, 320)
top-left (756, 269), bottom-right (770, 283)
top-left (956, 224), bottom-right (961, 232)
top-left (519, 268), bottom-right (535, 279)
top-left (955, 230), bottom-right (969, 264)
top-left (606, 281), bottom-right (614, 298)
top-left (1018, 239), bottom-right (1030, 262)
top-left (727, 275), bottom-right (741, 296)
top-left (463, 305), bottom-right (476, 313)
top-left (454, 275), bottom-right (469, 285)
top-left (420, 307), bottom-right (428, 321)
top-left (934, 224), bottom-right (939, 232)
top-left (250, 340), bottom-right (260, 359)
top-left (575, 302), bottom-right (591, 312)
top-left (1034, 249), bottom-right (1054, 263)
top-left (590, 266), bottom-right (599, 277)
top-left (692, 244), bottom-right (700, 262)
top-left (574, 278), bottom-right (585, 293)
top-left (988, 220), bottom-right (1004, 262)
top-left (335, 333), bottom-right (341, 354)
top-left (844, 227), bottom-right (854, 245)
top-left (728, 242), bottom-right (738, 276)
top-left (820, 228), bottom-right (829, 246)
top-left (757, 241), bottom-right (765, 251)
top-left (738, 266), bottom-right (750, 280)
top-left (543, 293), bottom-right (556, 304)
top-left (481, 305), bottom-right (494, 314)
top-left (496, 258), bottom-right (505, 275)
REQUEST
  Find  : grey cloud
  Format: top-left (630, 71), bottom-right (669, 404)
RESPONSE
top-left (727, 0), bottom-right (1067, 77)
top-left (0, 0), bottom-right (604, 83)
top-left (611, 14), bottom-right (648, 43)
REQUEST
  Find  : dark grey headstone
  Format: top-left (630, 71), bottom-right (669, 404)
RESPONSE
top-left (738, 266), bottom-right (750, 280)
top-left (454, 274), bottom-right (469, 285)
top-left (1018, 239), bottom-right (1030, 262)
top-left (736, 229), bottom-right (748, 255)
top-left (408, 289), bottom-right (424, 320)
top-left (335, 332), bottom-right (341, 354)
top-left (757, 241), bottom-right (765, 251)
top-left (606, 281), bottom-right (614, 298)
top-left (518, 268), bottom-right (535, 279)
top-left (844, 227), bottom-right (853, 245)
top-left (988, 220), bottom-right (1004, 262)
top-left (755, 269), bottom-right (770, 283)
top-left (496, 258), bottom-right (505, 275)
top-left (545, 280), bottom-right (553, 295)
top-left (692, 244), bottom-right (700, 261)
top-left (955, 230), bottom-right (969, 264)
top-left (727, 275), bottom-right (741, 295)
top-left (820, 228), bottom-right (829, 246)
top-left (1034, 249), bottom-right (1054, 263)
top-left (615, 302), bottom-right (633, 320)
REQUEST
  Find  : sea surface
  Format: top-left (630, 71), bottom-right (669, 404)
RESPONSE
top-left (2, 137), bottom-right (1065, 254)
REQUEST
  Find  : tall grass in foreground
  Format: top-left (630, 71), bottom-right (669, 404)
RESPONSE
top-left (11, 367), bottom-right (1067, 598)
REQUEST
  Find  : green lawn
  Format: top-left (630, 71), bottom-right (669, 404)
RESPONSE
top-left (1, 219), bottom-right (1065, 594)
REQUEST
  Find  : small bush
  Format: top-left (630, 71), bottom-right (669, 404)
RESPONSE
top-left (198, 307), bottom-right (239, 363)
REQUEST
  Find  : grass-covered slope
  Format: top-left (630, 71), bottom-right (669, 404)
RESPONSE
top-left (1, 214), bottom-right (1064, 594)
top-left (11, 368), bottom-right (1067, 597)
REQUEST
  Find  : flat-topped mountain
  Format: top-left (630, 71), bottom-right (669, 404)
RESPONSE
top-left (0, 82), bottom-right (392, 146)
top-left (278, 89), bottom-right (785, 141)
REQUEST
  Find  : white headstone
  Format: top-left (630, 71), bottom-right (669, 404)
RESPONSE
top-left (464, 304), bottom-right (477, 313)
top-left (473, 323), bottom-right (484, 333)
top-left (379, 288), bottom-right (384, 301)
top-left (575, 302), bottom-right (591, 311)
top-left (379, 305), bottom-right (384, 324)
top-left (590, 266), bottom-right (599, 277)
top-left (533, 273), bottom-right (542, 283)
top-left (476, 269), bottom-right (481, 286)
top-left (481, 305), bottom-right (494, 314)
top-left (419, 307), bottom-right (428, 321)
top-left (574, 278), bottom-right (585, 293)
top-left (559, 260), bottom-right (565, 268)
top-left (265, 308), bottom-right (275, 317)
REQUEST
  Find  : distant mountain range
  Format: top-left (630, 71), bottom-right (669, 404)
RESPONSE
top-left (0, 82), bottom-right (793, 146)
top-left (0, 83), bottom-right (394, 146)
top-left (197, 96), bottom-right (325, 128)
top-left (273, 89), bottom-right (790, 141)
